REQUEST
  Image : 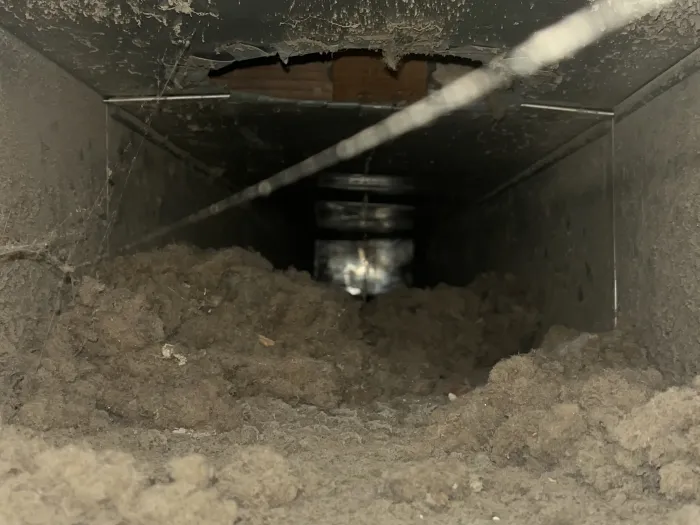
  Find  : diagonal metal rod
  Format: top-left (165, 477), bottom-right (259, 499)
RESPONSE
top-left (113, 0), bottom-right (676, 256)
top-left (105, 94), bottom-right (231, 104)
top-left (520, 102), bottom-right (614, 117)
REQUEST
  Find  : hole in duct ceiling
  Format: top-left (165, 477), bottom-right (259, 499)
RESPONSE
top-left (208, 49), bottom-right (483, 78)
top-left (207, 49), bottom-right (485, 105)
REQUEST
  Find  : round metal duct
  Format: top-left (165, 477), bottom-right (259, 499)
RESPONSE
top-left (315, 200), bottom-right (415, 233)
top-left (317, 173), bottom-right (414, 195)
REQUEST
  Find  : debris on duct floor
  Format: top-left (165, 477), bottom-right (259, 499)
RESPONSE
top-left (1, 244), bottom-right (699, 524)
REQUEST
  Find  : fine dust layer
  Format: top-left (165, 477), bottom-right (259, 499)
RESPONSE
top-left (1, 244), bottom-right (699, 524)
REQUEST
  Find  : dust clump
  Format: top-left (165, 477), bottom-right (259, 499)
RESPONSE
top-left (0, 428), bottom-right (238, 525)
top-left (278, 1), bottom-right (468, 67)
top-left (0, 244), bottom-right (698, 524)
top-left (217, 446), bottom-right (300, 508)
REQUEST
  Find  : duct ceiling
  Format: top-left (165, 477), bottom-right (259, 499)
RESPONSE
top-left (2, 0), bottom-right (698, 196)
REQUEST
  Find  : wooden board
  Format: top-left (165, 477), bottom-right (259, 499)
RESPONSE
top-left (211, 61), bottom-right (332, 101)
top-left (331, 55), bottom-right (428, 104)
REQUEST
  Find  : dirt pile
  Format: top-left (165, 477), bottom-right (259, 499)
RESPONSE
top-left (363, 273), bottom-right (541, 394)
top-left (0, 244), bottom-right (699, 524)
top-left (5, 244), bottom-right (540, 432)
